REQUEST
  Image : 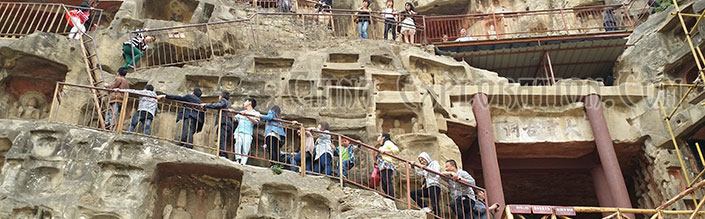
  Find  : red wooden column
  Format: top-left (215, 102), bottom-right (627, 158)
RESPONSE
top-left (592, 166), bottom-right (615, 217)
top-left (584, 94), bottom-right (634, 218)
top-left (472, 93), bottom-right (506, 218)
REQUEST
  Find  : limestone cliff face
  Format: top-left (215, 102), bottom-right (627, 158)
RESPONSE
top-left (0, 119), bottom-right (424, 218)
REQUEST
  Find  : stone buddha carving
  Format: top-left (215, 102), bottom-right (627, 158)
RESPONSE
top-left (389, 119), bottom-right (405, 136)
top-left (164, 189), bottom-right (192, 219)
top-left (20, 97), bottom-right (42, 120)
top-left (411, 117), bottom-right (423, 133)
top-left (206, 192), bottom-right (227, 219)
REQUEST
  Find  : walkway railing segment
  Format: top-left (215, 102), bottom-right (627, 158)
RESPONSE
top-left (426, 4), bottom-right (637, 44)
top-left (130, 10), bottom-right (427, 70)
top-left (49, 82), bottom-right (489, 219)
top-left (0, 2), bottom-right (103, 38)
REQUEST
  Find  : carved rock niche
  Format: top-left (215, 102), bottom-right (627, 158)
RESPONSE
top-left (372, 74), bottom-right (411, 92)
top-left (1, 52), bottom-right (69, 120)
top-left (376, 103), bottom-right (422, 135)
top-left (252, 57), bottom-right (295, 74)
top-left (142, 0), bottom-right (200, 23)
top-left (328, 53), bottom-right (359, 63)
top-left (218, 76), bottom-right (241, 92)
top-left (185, 75), bottom-right (219, 96)
top-left (287, 80), bottom-right (314, 98)
top-left (320, 68), bottom-right (366, 88)
top-left (0, 138), bottom-right (11, 174)
top-left (325, 87), bottom-right (370, 118)
top-left (153, 163), bottom-right (243, 219)
top-left (370, 55), bottom-right (394, 71)
top-left (409, 56), bottom-right (467, 85)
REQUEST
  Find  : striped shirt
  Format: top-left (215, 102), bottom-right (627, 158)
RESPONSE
top-left (124, 30), bottom-right (148, 51)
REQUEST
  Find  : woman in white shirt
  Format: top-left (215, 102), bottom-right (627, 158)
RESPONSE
top-left (400, 2), bottom-right (417, 44)
top-left (382, 0), bottom-right (398, 40)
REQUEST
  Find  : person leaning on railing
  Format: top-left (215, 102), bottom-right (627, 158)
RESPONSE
top-left (157, 88), bottom-right (204, 149)
top-left (382, 0), bottom-right (398, 40)
top-left (376, 132), bottom-right (399, 198)
top-left (233, 98), bottom-right (260, 165)
top-left (399, 2), bottom-right (417, 44)
top-left (291, 128), bottom-right (316, 173)
top-left (335, 137), bottom-right (356, 179)
top-left (411, 152), bottom-right (442, 215)
top-left (355, 0), bottom-right (371, 39)
top-left (443, 159), bottom-right (477, 219)
top-left (122, 30), bottom-right (155, 69)
top-left (312, 122), bottom-right (334, 176)
top-left (198, 91), bottom-right (233, 159)
top-left (114, 84), bottom-right (157, 135)
top-left (474, 190), bottom-right (500, 219)
top-left (104, 67), bottom-right (129, 130)
top-left (259, 105), bottom-right (286, 168)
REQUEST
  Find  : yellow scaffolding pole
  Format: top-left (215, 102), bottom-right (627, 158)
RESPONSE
top-left (659, 100), bottom-right (701, 209)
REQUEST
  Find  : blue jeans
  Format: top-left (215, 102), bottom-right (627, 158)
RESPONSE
top-left (178, 117), bottom-right (197, 149)
top-left (291, 151), bottom-right (313, 173)
top-left (127, 110), bottom-right (153, 135)
top-left (314, 153), bottom-right (333, 176)
top-left (106, 102), bottom-right (122, 128)
top-left (336, 160), bottom-right (354, 179)
top-left (358, 21), bottom-right (369, 39)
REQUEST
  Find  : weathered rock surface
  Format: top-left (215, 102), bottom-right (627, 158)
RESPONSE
top-left (0, 119), bottom-right (424, 219)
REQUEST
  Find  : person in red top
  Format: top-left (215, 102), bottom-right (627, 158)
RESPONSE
top-left (104, 67), bottom-right (130, 129)
top-left (67, 5), bottom-right (89, 40)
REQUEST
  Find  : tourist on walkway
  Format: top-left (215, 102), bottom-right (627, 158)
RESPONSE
top-left (122, 30), bottom-right (155, 69)
top-left (356, 0), bottom-right (371, 39)
top-left (233, 98), bottom-right (260, 165)
top-left (382, 0), bottom-right (398, 40)
top-left (104, 67), bottom-right (129, 130)
top-left (117, 84), bottom-right (157, 135)
top-left (259, 105), bottom-right (286, 167)
top-left (67, 3), bottom-right (90, 40)
top-left (400, 2), bottom-right (417, 44)
top-left (473, 190), bottom-right (500, 219)
top-left (377, 132), bottom-right (399, 198)
top-left (199, 91), bottom-right (233, 158)
top-left (410, 152), bottom-right (441, 215)
top-left (444, 159), bottom-right (476, 219)
top-left (82, 0), bottom-right (100, 31)
top-left (455, 28), bottom-right (473, 42)
top-left (313, 122), bottom-right (334, 176)
top-left (158, 88), bottom-right (204, 149)
top-left (292, 128), bottom-right (315, 173)
top-left (335, 137), bottom-right (356, 179)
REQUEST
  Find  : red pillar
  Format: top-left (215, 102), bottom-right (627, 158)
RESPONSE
top-left (592, 166), bottom-right (615, 217)
top-left (584, 94), bottom-right (634, 218)
top-left (472, 93), bottom-right (506, 218)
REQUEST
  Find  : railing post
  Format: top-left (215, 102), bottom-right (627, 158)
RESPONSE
top-left (559, 8), bottom-right (570, 34)
top-left (505, 205), bottom-right (515, 219)
top-left (115, 91), bottom-right (130, 133)
top-left (300, 125), bottom-right (306, 176)
top-left (622, 3), bottom-right (635, 29)
top-left (339, 135), bottom-right (344, 187)
top-left (492, 12), bottom-right (499, 39)
top-left (422, 15), bottom-right (427, 44)
top-left (205, 23), bottom-right (216, 59)
top-left (48, 83), bottom-right (60, 122)
top-left (216, 109), bottom-right (222, 156)
top-left (405, 162), bottom-right (412, 210)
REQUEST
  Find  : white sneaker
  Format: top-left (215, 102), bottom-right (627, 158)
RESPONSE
top-left (421, 207), bottom-right (431, 213)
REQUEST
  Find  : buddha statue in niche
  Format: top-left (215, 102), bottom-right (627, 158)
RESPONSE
top-left (411, 117), bottom-right (423, 133)
top-left (206, 192), bottom-right (227, 219)
top-left (164, 189), bottom-right (192, 219)
top-left (390, 119), bottom-right (406, 136)
top-left (20, 96), bottom-right (42, 120)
